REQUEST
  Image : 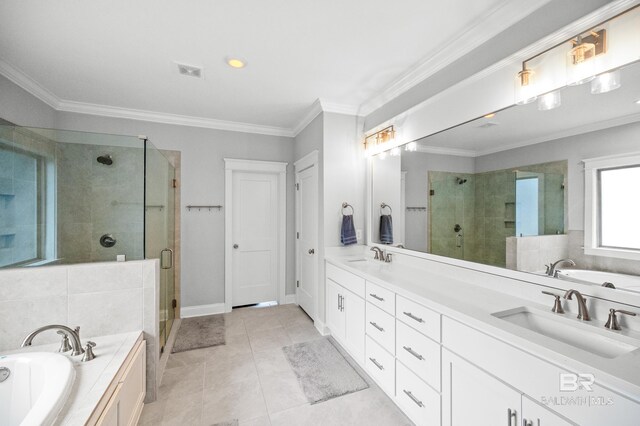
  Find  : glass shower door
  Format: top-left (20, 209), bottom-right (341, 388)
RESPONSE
top-left (145, 141), bottom-right (176, 354)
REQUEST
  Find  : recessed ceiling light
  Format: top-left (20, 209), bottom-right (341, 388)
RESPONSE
top-left (484, 113), bottom-right (496, 118)
top-left (226, 58), bottom-right (246, 69)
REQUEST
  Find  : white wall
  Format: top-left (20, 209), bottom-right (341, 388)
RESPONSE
top-left (0, 74), bottom-right (56, 128)
top-left (55, 111), bottom-right (297, 309)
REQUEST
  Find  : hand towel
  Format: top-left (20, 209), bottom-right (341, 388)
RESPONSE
top-left (380, 215), bottom-right (393, 244)
top-left (341, 215), bottom-right (357, 245)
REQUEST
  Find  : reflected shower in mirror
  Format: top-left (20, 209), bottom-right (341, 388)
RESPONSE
top-left (370, 59), bottom-right (640, 293)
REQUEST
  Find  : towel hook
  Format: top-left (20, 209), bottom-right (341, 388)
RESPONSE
top-left (341, 202), bottom-right (354, 216)
top-left (381, 203), bottom-right (392, 215)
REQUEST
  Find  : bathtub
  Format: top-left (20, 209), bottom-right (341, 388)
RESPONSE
top-left (555, 269), bottom-right (640, 292)
top-left (0, 352), bottom-right (74, 426)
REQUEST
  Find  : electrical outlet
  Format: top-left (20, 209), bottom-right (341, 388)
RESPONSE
top-left (116, 255), bottom-right (126, 262)
top-left (356, 229), bottom-right (363, 242)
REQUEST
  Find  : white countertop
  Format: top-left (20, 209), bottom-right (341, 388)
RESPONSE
top-left (326, 252), bottom-right (640, 401)
top-left (6, 331), bottom-right (143, 425)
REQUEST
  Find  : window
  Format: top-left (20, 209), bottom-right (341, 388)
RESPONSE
top-left (584, 154), bottom-right (640, 260)
top-left (0, 144), bottom-right (45, 267)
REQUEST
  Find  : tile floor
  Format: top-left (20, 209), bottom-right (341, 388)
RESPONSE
top-left (139, 304), bottom-right (412, 426)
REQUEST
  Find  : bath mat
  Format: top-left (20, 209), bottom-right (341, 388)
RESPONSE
top-left (210, 421), bottom-right (238, 426)
top-left (282, 338), bottom-right (369, 404)
top-left (171, 314), bottom-right (225, 353)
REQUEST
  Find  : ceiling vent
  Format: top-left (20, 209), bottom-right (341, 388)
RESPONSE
top-left (478, 122), bottom-right (498, 129)
top-left (176, 63), bottom-right (203, 78)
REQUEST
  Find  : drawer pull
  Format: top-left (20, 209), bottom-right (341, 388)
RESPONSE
top-left (369, 321), bottom-right (384, 332)
top-left (369, 357), bottom-right (384, 370)
top-left (369, 293), bottom-right (384, 302)
top-left (403, 311), bottom-right (424, 323)
top-left (403, 389), bottom-right (424, 408)
top-left (402, 346), bottom-right (424, 361)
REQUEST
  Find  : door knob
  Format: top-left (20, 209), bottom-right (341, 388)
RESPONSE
top-left (308, 248), bottom-right (315, 254)
top-left (233, 244), bottom-right (239, 249)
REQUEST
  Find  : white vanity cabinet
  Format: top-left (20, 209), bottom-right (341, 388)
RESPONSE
top-left (326, 263), bottom-right (366, 363)
top-left (92, 338), bottom-right (146, 426)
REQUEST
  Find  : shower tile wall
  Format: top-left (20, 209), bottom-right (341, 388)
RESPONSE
top-left (56, 143), bottom-right (144, 264)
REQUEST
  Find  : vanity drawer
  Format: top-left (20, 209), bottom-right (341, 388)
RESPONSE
top-left (366, 302), bottom-right (395, 354)
top-left (396, 361), bottom-right (441, 426)
top-left (326, 262), bottom-right (365, 298)
top-left (366, 281), bottom-right (395, 315)
top-left (397, 295), bottom-right (441, 342)
top-left (396, 320), bottom-right (440, 391)
top-left (365, 336), bottom-right (395, 396)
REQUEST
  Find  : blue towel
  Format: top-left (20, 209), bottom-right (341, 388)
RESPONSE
top-left (341, 215), bottom-right (357, 245)
top-left (380, 215), bottom-right (393, 244)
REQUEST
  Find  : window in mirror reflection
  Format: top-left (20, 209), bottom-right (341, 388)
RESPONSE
top-left (0, 144), bottom-right (45, 267)
top-left (599, 165), bottom-right (640, 251)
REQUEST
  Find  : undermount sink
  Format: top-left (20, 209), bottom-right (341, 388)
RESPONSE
top-left (0, 352), bottom-right (75, 426)
top-left (492, 307), bottom-right (639, 359)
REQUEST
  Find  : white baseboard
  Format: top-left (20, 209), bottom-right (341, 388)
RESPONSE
top-left (284, 294), bottom-right (297, 305)
top-left (180, 303), bottom-right (225, 318)
top-left (314, 318), bottom-right (330, 336)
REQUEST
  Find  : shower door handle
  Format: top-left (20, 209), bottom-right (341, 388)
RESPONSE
top-left (161, 248), bottom-right (173, 269)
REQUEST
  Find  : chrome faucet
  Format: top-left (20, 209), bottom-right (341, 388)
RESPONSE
top-left (546, 258), bottom-right (576, 277)
top-left (370, 246), bottom-right (384, 260)
top-left (22, 325), bottom-right (84, 356)
top-left (564, 290), bottom-right (590, 321)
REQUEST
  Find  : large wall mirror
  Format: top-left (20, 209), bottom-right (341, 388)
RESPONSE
top-left (370, 59), bottom-right (640, 293)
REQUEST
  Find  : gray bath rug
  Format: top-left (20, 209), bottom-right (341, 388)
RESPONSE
top-left (283, 337), bottom-right (369, 404)
top-left (171, 314), bottom-right (225, 353)
top-left (210, 421), bottom-right (238, 426)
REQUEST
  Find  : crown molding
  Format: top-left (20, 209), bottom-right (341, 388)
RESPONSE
top-left (291, 98), bottom-right (361, 137)
top-left (357, 0), bottom-right (555, 117)
top-left (57, 99), bottom-right (295, 137)
top-left (0, 58), bottom-right (60, 109)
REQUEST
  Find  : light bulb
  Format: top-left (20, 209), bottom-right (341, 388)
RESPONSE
top-left (389, 147), bottom-right (401, 157)
top-left (538, 91), bottom-right (562, 111)
top-left (591, 70), bottom-right (621, 94)
top-left (405, 142), bottom-right (417, 152)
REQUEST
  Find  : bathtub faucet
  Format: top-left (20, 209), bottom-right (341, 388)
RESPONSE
top-left (22, 325), bottom-right (84, 356)
top-left (546, 258), bottom-right (576, 277)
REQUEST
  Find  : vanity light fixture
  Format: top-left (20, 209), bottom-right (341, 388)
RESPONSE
top-left (538, 91), bottom-right (562, 111)
top-left (226, 57), bottom-right (246, 69)
top-left (591, 69), bottom-right (621, 94)
top-left (405, 141), bottom-right (418, 152)
top-left (566, 30), bottom-right (606, 86)
top-left (364, 125), bottom-right (395, 152)
top-left (515, 66), bottom-right (537, 105)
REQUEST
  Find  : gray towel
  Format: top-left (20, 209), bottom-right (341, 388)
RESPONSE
top-left (341, 215), bottom-right (357, 245)
top-left (380, 215), bottom-right (393, 244)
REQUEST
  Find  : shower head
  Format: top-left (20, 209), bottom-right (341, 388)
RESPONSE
top-left (456, 177), bottom-right (468, 185)
top-left (97, 155), bottom-right (113, 166)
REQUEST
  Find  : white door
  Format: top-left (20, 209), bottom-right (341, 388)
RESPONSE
top-left (343, 290), bottom-right (365, 364)
top-left (522, 396), bottom-right (573, 426)
top-left (442, 349), bottom-right (521, 426)
top-left (231, 171), bottom-right (278, 306)
top-left (326, 280), bottom-right (345, 339)
top-left (296, 165), bottom-right (318, 318)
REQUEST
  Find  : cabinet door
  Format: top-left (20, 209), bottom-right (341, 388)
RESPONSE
top-left (442, 349), bottom-right (521, 426)
top-left (522, 396), bottom-right (574, 426)
top-left (96, 383), bottom-right (122, 426)
top-left (343, 290), bottom-right (365, 364)
top-left (326, 279), bottom-right (345, 340)
top-left (118, 341), bottom-right (146, 426)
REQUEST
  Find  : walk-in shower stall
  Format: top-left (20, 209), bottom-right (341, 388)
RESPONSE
top-left (0, 125), bottom-right (177, 352)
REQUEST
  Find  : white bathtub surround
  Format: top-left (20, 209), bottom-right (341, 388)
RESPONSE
top-left (7, 331), bottom-right (142, 425)
top-left (506, 234), bottom-right (569, 273)
top-left (0, 259), bottom-right (160, 402)
top-left (325, 246), bottom-right (640, 425)
top-left (0, 352), bottom-right (75, 426)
